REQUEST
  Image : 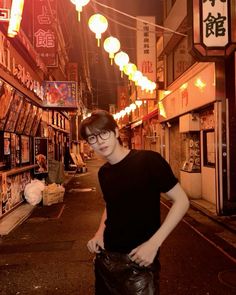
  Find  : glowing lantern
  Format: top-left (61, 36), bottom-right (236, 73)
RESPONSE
top-left (7, 0), bottom-right (24, 38)
top-left (71, 0), bottom-right (90, 21)
top-left (137, 76), bottom-right (149, 91)
top-left (135, 100), bottom-right (143, 107)
top-left (130, 103), bottom-right (137, 111)
top-left (130, 70), bottom-right (143, 84)
top-left (88, 14), bottom-right (108, 47)
top-left (114, 51), bottom-right (129, 77)
top-left (103, 36), bottom-right (121, 65)
top-left (123, 63), bottom-right (137, 80)
top-left (149, 81), bottom-right (157, 93)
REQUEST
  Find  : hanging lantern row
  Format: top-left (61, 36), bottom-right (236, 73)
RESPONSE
top-left (113, 100), bottom-right (145, 122)
top-left (70, 2), bottom-right (157, 93)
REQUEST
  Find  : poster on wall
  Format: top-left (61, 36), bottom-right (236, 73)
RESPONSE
top-left (1, 171), bottom-right (31, 216)
top-left (15, 100), bottom-right (31, 134)
top-left (34, 137), bottom-right (48, 174)
top-left (30, 108), bottom-right (43, 136)
top-left (0, 80), bottom-right (14, 130)
top-left (23, 105), bottom-right (37, 135)
top-left (4, 91), bottom-right (23, 132)
top-left (43, 81), bottom-right (77, 108)
top-left (21, 135), bottom-right (30, 164)
top-left (4, 132), bottom-right (10, 155)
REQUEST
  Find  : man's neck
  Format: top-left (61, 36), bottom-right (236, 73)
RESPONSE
top-left (107, 145), bottom-right (130, 165)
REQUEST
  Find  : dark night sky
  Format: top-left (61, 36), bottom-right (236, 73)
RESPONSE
top-left (70, 0), bottom-right (163, 110)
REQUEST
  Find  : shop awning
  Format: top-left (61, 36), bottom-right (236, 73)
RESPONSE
top-left (142, 108), bottom-right (159, 121)
top-left (131, 119), bottom-right (142, 129)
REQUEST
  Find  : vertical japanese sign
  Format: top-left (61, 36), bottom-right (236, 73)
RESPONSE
top-left (117, 86), bottom-right (129, 111)
top-left (136, 16), bottom-right (156, 100)
top-left (190, 0), bottom-right (236, 57)
top-left (202, 0), bottom-right (228, 47)
top-left (33, 0), bottom-right (57, 67)
top-left (67, 63), bottom-right (78, 83)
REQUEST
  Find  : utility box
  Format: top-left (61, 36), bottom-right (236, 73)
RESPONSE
top-left (179, 113), bottom-right (200, 133)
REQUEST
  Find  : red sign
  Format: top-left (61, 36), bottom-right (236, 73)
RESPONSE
top-left (33, 0), bottom-right (57, 67)
top-left (117, 86), bottom-right (129, 111)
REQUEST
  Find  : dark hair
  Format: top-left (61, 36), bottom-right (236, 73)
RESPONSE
top-left (79, 110), bottom-right (122, 144)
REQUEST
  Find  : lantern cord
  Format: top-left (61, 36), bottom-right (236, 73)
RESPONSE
top-left (91, 0), bottom-right (187, 37)
top-left (97, 9), bottom-right (164, 37)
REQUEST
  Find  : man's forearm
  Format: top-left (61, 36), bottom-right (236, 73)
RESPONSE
top-left (149, 183), bottom-right (189, 248)
top-left (95, 208), bottom-right (107, 236)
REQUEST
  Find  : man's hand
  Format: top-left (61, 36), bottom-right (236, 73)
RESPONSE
top-left (87, 233), bottom-right (104, 253)
top-left (128, 240), bottom-right (159, 267)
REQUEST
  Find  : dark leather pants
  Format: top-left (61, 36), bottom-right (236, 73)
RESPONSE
top-left (94, 249), bottom-right (160, 295)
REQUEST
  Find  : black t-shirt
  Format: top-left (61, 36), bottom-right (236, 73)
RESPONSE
top-left (98, 149), bottom-right (178, 253)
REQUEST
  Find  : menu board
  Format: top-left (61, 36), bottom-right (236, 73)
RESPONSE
top-left (21, 135), bottom-right (30, 164)
top-left (30, 108), bottom-right (43, 136)
top-left (34, 137), bottom-right (48, 174)
top-left (15, 135), bottom-right (20, 165)
top-left (23, 105), bottom-right (37, 135)
top-left (0, 80), bottom-right (14, 131)
top-left (4, 91), bottom-right (23, 132)
top-left (15, 99), bottom-right (31, 134)
top-left (4, 132), bottom-right (11, 155)
top-left (1, 171), bottom-right (31, 216)
top-left (10, 133), bottom-right (16, 168)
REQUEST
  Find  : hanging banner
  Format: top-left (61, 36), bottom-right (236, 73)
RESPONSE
top-left (117, 86), bottom-right (129, 111)
top-left (33, 0), bottom-right (58, 67)
top-left (67, 63), bottom-right (78, 82)
top-left (136, 16), bottom-right (156, 100)
top-left (43, 81), bottom-right (77, 109)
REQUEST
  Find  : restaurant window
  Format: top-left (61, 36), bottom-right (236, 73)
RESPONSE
top-left (203, 129), bottom-right (215, 167)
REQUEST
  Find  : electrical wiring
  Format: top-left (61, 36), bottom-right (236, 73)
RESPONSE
top-left (93, 8), bottom-right (164, 37)
top-left (91, 0), bottom-right (187, 37)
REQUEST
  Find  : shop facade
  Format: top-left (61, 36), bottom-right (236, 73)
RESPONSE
top-left (0, 28), bottom-right (70, 219)
top-left (159, 61), bottom-right (236, 215)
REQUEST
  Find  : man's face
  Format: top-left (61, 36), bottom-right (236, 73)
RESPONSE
top-left (85, 127), bottom-right (119, 158)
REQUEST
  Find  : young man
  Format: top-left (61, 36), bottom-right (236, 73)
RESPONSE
top-left (79, 110), bottom-right (189, 295)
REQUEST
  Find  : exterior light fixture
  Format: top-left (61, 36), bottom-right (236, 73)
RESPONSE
top-left (194, 78), bottom-right (206, 90)
top-left (7, 0), bottom-right (24, 38)
top-left (114, 51), bottom-right (129, 77)
top-left (103, 36), bottom-right (121, 65)
top-left (88, 14), bottom-right (108, 47)
top-left (71, 0), bottom-right (90, 21)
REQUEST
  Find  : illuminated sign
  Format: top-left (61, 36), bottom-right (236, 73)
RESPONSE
top-left (190, 0), bottom-right (236, 57)
top-left (0, 8), bottom-right (10, 21)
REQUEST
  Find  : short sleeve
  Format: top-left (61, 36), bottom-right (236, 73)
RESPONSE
top-left (148, 151), bottom-right (178, 193)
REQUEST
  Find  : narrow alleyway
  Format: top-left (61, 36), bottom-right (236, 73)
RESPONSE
top-left (0, 158), bottom-right (235, 295)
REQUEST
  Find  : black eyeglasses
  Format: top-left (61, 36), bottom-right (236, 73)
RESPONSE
top-left (86, 130), bottom-right (111, 145)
